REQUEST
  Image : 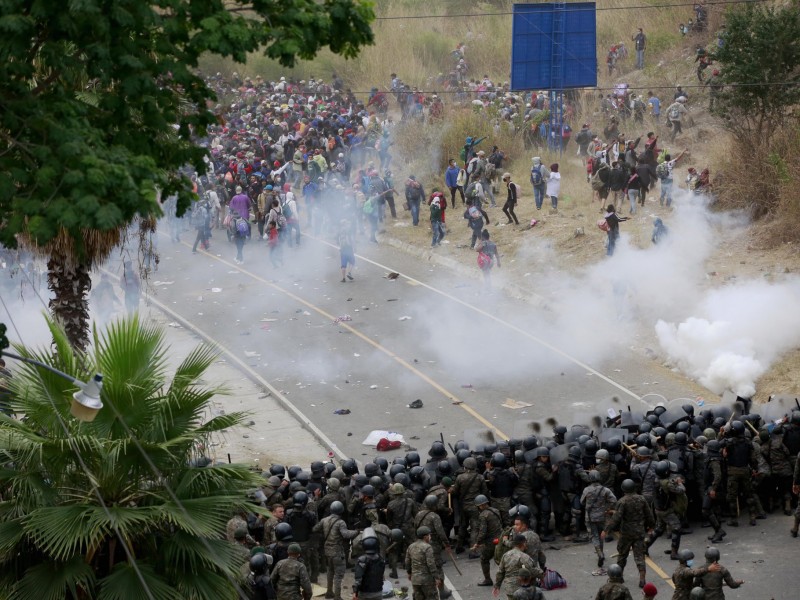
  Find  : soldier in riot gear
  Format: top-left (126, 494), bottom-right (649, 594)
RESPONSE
top-left (248, 552), bottom-right (276, 600)
top-left (414, 495), bottom-right (453, 598)
top-left (353, 536), bottom-right (385, 600)
top-left (645, 461), bottom-right (687, 560)
top-left (722, 420), bottom-right (759, 526)
top-left (453, 456), bottom-right (488, 555)
top-left (603, 479), bottom-right (655, 589)
top-left (285, 492), bottom-right (319, 582)
top-left (313, 501), bottom-right (358, 600)
top-left (486, 452), bottom-right (518, 525)
top-left (532, 447), bottom-right (556, 541)
top-left (559, 445), bottom-right (589, 539)
top-left (702, 440), bottom-right (726, 543)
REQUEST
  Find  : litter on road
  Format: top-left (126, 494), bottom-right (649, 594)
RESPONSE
top-left (408, 399), bottom-right (423, 409)
top-left (333, 409), bottom-right (351, 415)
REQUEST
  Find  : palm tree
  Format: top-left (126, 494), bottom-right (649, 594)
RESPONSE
top-left (0, 315), bottom-right (265, 599)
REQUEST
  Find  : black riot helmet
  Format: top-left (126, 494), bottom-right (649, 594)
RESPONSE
top-left (491, 452), bottom-right (507, 468)
top-left (389, 464), bottom-right (405, 478)
top-left (405, 451), bottom-right (421, 467)
top-left (293, 491), bottom-right (309, 507)
top-left (429, 442), bottom-right (447, 459)
top-left (364, 463), bottom-right (379, 477)
top-left (270, 464), bottom-right (286, 478)
top-left (250, 552), bottom-right (270, 575)
top-left (654, 460), bottom-right (670, 478)
top-left (523, 436), bottom-right (538, 450)
top-left (342, 459), bottom-right (359, 476)
top-left (437, 460), bottom-right (453, 476)
top-left (275, 522), bottom-right (293, 541)
top-left (373, 457), bottom-right (389, 472)
top-left (456, 449), bottom-right (471, 465)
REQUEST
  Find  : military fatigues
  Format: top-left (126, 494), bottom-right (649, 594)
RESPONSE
top-left (793, 451), bottom-right (800, 533)
top-left (764, 433), bottom-right (794, 513)
top-left (515, 459), bottom-right (536, 514)
top-left (386, 493), bottom-right (418, 573)
top-left (532, 462), bottom-right (555, 538)
top-left (581, 482), bottom-right (617, 552)
top-left (453, 469), bottom-right (487, 548)
top-left (702, 453), bottom-right (724, 540)
top-left (494, 548), bottom-right (540, 599)
top-left (724, 436), bottom-right (758, 523)
top-left (405, 540), bottom-right (439, 600)
top-left (594, 577), bottom-right (634, 600)
top-left (227, 515), bottom-right (248, 542)
top-left (695, 562), bottom-right (742, 600)
top-left (475, 505), bottom-right (504, 582)
top-left (650, 473), bottom-right (688, 556)
top-left (353, 552), bottom-right (386, 600)
top-left (671, 563), bottom-right (713, 600)
top-left (414, 509), bottom-right (448, 577)
top-left (263, 516), bottom-right (282, 545)
top-left (558, 456), bottom-right (589, 536)
top-left (512, 584), bottom-right (544, 600)
top-left (505, 528), bottom-right (546, 570)
top-left (630, 459), bottom-right (657, 506)
top-left (486, 467), bottom-right (518, 526)
top-left (605, 492), bottom-right (655, 577)
top-left (270, 556), bottom-right (313, 600)
top-left (427, 483), bottom-right (454, 537)
top-left (313, 514), bottom-right (359, 600)
top-left (286, 508), bottom-right (319, 582)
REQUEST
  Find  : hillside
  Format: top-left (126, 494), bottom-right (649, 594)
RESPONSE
top-left (199, 0), bottom-right (800, 401)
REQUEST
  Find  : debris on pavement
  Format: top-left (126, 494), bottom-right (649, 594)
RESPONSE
top-left (408, 399), bottom-right (423, 409)
top-left (363, 430), bottom-right (405, 446)
top-left (211, 287), bottom-right (222, 293)
top-left (244, 351), bottom-right (260, 358)
top-left (376, 438), bottom-right (402, 451)
top-left (502, 398), bottom-right (533, 410)
top-left (385, 272), bottom-right (400, 280)
top-left (398, 316), bottom-right (412, 321)
top-left (333, 409), bottom-right (351, 415)
top-left (168, 322), bottom-right (182, 328)
top-left (334, 315), bottom-right (352, 323)
top-left (452, 399), bottom-right (464, 405)
top-left (461, 384), bottom-right (473, 389)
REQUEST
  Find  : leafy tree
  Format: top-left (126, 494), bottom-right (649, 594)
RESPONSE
top-left (0, 316), bottom-right (265, 599)
top-left (0, 0), bottom-right (375, 349)
top-left (714, 3), bottom-right (800, 141)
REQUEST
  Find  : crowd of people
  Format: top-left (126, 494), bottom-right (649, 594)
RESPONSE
top-left (233, 398), bottom-right (800, 599)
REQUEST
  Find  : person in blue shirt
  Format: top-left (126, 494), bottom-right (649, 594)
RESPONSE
top-left (647, 91), bottom-right (660, 118)
top-left (445, 159), bottom-right (464, 208)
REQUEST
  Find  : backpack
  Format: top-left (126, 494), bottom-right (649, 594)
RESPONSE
top-left (407, 181), bottom-right (422, 201)
top-left (530, 165), bottom-right (544, 186)
top-left (541, 568), bottom-right (568, 591)
top-left (477, 251), bottom-right (493, 270)
top-left (465, 181), bottom-right (480, 200)
top-left (656, 162), bottom-right (670, 180)
top-left (484, 162), bottom-right (496, 180)
top-left (277, 213), bottom-right (287, 229)
top-left (430, 201), bottom-right (442, 221)
top-left (597, 218), bottom-right (610, 232)
top-left (668, 106), bottom-right (680, 120)
top-left (493, 527), bottom-right (514, 565)
top-left (282, 200), bottom-right (294, 219)
top-left (590, 165), bottom-right (608, 191)
top-left (235, 217), bottom-right (249, 238)
top-left (192, 205), bottom-right (207, 228)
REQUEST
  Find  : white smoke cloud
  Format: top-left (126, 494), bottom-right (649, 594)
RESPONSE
top-left (656, 279), bottom-right (800, 397)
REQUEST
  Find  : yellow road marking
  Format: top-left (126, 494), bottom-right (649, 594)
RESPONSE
top-left (646, 555), bottom-right (675, 588)
top-left (175, 240), bottom-right (509, 439)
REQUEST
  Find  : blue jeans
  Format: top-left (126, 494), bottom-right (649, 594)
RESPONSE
top-left (431, 221), bottom-right (445, 246)
top-left (628, 189), bottom-right (639, 214)
top-left (636, 49), bottom-right (645, 69)
top-left (660, 180), bottom-right (673, 206)
top-left (533, 185), bottom-right (545, 209)
top-left (550, 195), bottom-right (558, 210)
top-left (409, 199), bottom-right (421, 225)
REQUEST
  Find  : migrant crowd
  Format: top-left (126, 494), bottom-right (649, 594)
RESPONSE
top-left (233, 398), bottom-right (800, 600)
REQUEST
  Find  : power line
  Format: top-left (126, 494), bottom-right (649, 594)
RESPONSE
top-left (374, 0), bottom-right (765, 20)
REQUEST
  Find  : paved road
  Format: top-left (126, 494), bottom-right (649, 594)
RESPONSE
top-left (140, 227), bottom-right (799, 599)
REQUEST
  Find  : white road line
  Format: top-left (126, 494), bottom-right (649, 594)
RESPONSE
top-left (308, 234), bottom-right (646, 404)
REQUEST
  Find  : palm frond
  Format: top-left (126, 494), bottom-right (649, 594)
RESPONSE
top-left (97, 562), bottom-right (181, 600)
top-left (10, 556), bottom-right (96, 600)
top-left (172, 567), bottom-right (246, 599)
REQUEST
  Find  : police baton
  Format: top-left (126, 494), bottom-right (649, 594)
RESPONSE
top-left (445, 547), bottom-right (463, 576)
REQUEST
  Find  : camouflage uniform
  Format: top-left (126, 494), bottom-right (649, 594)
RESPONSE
top-left (695, 561), bottom-right (742, 600)
top-left (285, 507), bottom-right (319, 582)
top-left (405, 539), bottom-right (439, 600)
top-left (630, 458), bottom-right (657, 505)
top-left (793, 452), bottom-right (800, 532)
top-left (414, 508), bottom-right (449, 578)
top-left (453, 468), bottom-right (487, 548)
top-left (580, 481), bottom-right (616, 551)
top-left (512, 584), bottom-right (544, 600)
top-left (594, 577), bottom-right (634, 600)
top-left (702, 454), bottom-right (724, 540)
top-left (226, 515), bottom-right (248, 543)
top-left (270, 556), bottom-right (313, 600)
top-left (605, 491), bottom-right (654, 577)
top-left (595, 460), bottom-right (618, 490)
top-left (313, 514), bottom-right (359, 600)
top-left (505, 528), bottom-right (546, 570)
top-left (494, 548), bottom-right (540, 599)
top-left (475, 505), bottom-right (504, 582)
top-left (648, 474), bottom-right (687, 558)
top-left (763, 432), bottom-right (794, 513)
top-left (671, 563), bottom-right (713, 600)
top-left (723, 436), bottom-right (758, 523)
top-left (263, 516), bottom-right (282, 545)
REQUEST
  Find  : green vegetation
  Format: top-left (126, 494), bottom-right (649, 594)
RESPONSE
top-left (0, 0), bottom-right (375, 349)
top-left (0, 316), bottom-right (262, 599)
